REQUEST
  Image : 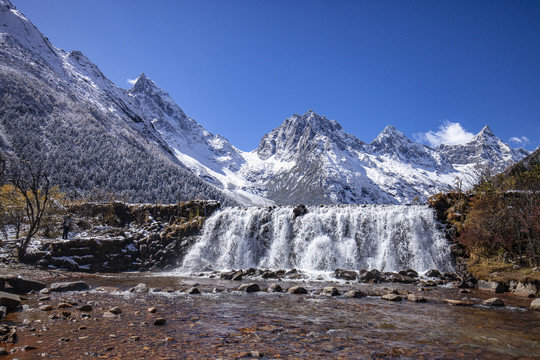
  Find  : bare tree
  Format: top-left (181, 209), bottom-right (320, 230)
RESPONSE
top-left (6, 158), bottom-right (51, 261)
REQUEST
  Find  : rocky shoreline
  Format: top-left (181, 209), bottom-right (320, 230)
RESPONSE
top-left (0, 265), bottom-right (539, 359)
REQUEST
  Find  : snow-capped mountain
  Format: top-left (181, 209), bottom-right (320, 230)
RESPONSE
top-left (438, 125), bottom-right (529, 174)
top-left (0, 0), bottom-right (529, 206)
top-left (0, 0), bottom-right (234, 204)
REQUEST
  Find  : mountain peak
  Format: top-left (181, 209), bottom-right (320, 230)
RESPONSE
top-left (478, 125), bottom-right (494, 137)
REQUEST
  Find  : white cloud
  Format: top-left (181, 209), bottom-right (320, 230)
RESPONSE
top-left (416, 121), bottom-right (474, 147)
top-left (509, 136), bottom-right (530, 145)
top-left (126, 78), bottom-right (137, 86)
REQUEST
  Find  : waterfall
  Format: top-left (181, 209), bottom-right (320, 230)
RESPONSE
top-left (179, 205), bottom-right (454, 274)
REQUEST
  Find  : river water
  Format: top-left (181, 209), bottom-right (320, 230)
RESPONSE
top-left (5, 274), bottom-right (540, 359)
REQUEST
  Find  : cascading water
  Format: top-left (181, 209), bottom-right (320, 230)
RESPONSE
top-left (179, 205), bottom-right (454, 274)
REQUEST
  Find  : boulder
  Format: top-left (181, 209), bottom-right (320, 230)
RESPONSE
top-left (406, 294), bottom-right (427, 303)
top-left (444, 299), bottom-right (474, 306)
top-left (292, 204), bottom-right (307, 217)
top-left (238, 283), bottom-right (260, 293)
top-left (425, 269), bottom-right (441, 278)
top-left (343, 290), bottom-right (365, 298)
top-left (287, 286), bottom-right (308, 295)
top-left (387, 273), bottom-right (415, 284)
top-left (8, 277), bottom-right (47, 293)
top-left (513, 282), bottom-right (538, 298)
top-left (321, 287), bottom-right (340, 297)
top-left (381, 294), bottom-right (402, 301)
top-left (49, 281), bottom-right (90, 292)
top-left (153, 318), bottom-right (166, 326)
top-left (359, 270), bottom-right (384, 283)
top-left (482, 298), bottom-right (505, 307)
top-left (0, 291), bottom-right (21, 311)
top-left (231, 271), bottom-right (243, 281)
top-left (530, 298), bottom-right (540, 311)
top-left (186, 287), bottom-right (201, 295)
top-left (268, 284), bottom-right (283, 293)
top-left (129, 283), bottom-right (149, 293)
top-left (334, 268), bottom-right (358, 281)
top-left (476, 280), bottom-right (509, 294)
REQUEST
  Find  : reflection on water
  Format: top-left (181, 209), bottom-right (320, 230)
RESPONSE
top-left (5, 274), bottom-right (540, 359)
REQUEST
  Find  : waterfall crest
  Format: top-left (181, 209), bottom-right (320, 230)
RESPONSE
top-left (179, 205), bottom-right (454, 274)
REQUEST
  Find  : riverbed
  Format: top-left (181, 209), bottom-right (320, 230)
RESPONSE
top-left (3, 273), bottom-right (540, 359)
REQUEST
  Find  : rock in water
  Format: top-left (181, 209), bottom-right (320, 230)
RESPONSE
top-left (8, 277), bottom-right (47, 293)
top-left (476, 280), bottom-right (509, 294)
top-left (343, 290), bottom-right (365, 298)
top-left (129, 283), bottom-right (149, 293)
top-left (482, 298), bottom-right (505, 307)
top-left (406, 294), bottom-right (427, 303)
top-left (268, 284), bottom-right (283, 293)
top-left (287, 286), bottom-right (308, 294)
top-left (530, 298), bottom-right (540, 311)
top-left (186, 287), bottom-right (201, 294)
top-left (381, 294), bottom-right (402, 301)
top-left (49, 281), bottom-right (90, 292)
top-left (321, 287), bottom-right (340, 296)
top-left (238, 283), bottom-right (260, 293)
top-left (0, 291), bottom-right (21, 312)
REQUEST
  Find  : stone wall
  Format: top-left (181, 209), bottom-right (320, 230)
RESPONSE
top-left (31, 200), bottom-right (220, 272)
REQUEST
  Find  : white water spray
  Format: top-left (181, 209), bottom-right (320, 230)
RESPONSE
top-left (180, 205), bottom-right (454, 274)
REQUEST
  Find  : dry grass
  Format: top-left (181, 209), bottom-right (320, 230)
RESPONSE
top-left (467, 257), bottom-right (540, 283)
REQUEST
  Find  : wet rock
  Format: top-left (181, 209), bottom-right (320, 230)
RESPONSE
top-left (129, 283), bottom-right (149, 293)
top-left (8, 277), bottom-right (47, 293)
top-left (334, 268), bottom-right (358, 280)
top-left (102, 311), bottom-right (117, 318)
top-left (50, 281), bottom-right (90, 292)
top-left (401, 269), bottom-right (419, 278)
top-left (476, 280), bottom-right (509, 293)
top-left (186, 287), bottom-right (201, 295)
top-left (444, 299), bottom-right (474, 306)
top-left (359, 269), bottom-right (384, 283)
top-left (343, 290), bottom-right (365, 298)
top-left (321, 287), bottom-right (340, 297)
top-left (292, 204), bottom-right (307, 217)
top-left (40, 288), bottom-right (51, 294)
top-left (39, 304), bottom-right (54, 311)
top-left (388, 273), bottom-right (415, 284)
top-left (530, 298), bottom-right (540, 311)
top-left (0, 306), bottom-right (6, 319)
top-left (0, 347), bottom-right (7, 356)
top-left (381, 294), bottom-right (402, 301)
top-left (231, 271), bottom-right (243, 281)
top-left (238, 283), bottom-right (260, 293)
top-left (109, 307), bottom-right (122, 315)
top-left (459, 289), bottom-right (471, 294)
top-left (0, 325), bottom-right (16, 343)
top-left (425, 269), bottom-right (441, 278)
top-left (147, 307), bottom-right (157, 313)
top-left (61, 311), bottom-right (72, 318)
top-left (38, 296), bottom-right (51, 301)
top-left (406, 294), bottom-right (427, 303)
top-left (77, 304), bottom-right (93, 312)
top-left (261, 270), bottom-right (279, 279)
top-left (268, 284), bottom-right (283, 293)
top-left (287, 286), bottom-right (308, 295)
top-left (457, 277), bottom-right (476, 289)
top-left (153, 318), bottom-right (166, 326)
top-left (57, 302), bottom-right (73, 309)
top-left (0, 291), bottom-right (21, 311)
top-left (513, 282), bottom-right (538, 298)
top-left (482, 298), bottom-right (505, 307)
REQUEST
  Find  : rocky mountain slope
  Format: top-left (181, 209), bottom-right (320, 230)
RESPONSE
top-left (0, 0), bottom-right (234, 204)
top-left (0, 0), bottom-right (530, 205)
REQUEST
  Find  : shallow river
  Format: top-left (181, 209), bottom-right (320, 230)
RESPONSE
top-left (4, 274), bottom-right (540, 359)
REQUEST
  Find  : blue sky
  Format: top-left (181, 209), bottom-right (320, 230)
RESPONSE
top-left (13, 0), bottom-right (540, 152)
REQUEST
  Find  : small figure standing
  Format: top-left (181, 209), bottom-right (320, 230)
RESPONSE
top-left (62, 215), bottom-right (71, 240)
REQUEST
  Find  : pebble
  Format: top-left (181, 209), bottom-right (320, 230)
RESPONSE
top-left (39, 305), bottom-right (53, 311)
top-left (482, 298), bottom-right (505, 307)
top-left (109, 307), bottom-right (122, 315)
top-left (130, 335), bottom-right (140, 341)
top-left (153, 318), bottom-right (166, 326)
top-left (147, 307), bottom-right (157, 313)
top-left (57, 302), bottom-right (73, 309)
top-left (78, 304), bottom-right (93, 312)
top-left (186, 287), bottom-right (201, 295)
top-left (381, 294), bottom-right (403, 301)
